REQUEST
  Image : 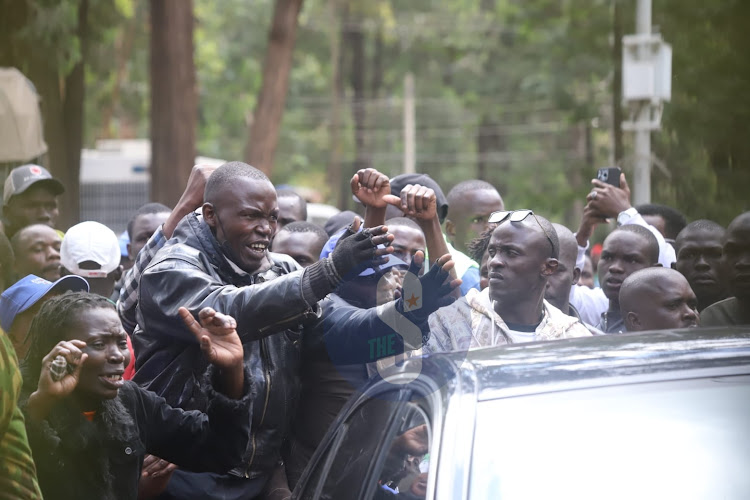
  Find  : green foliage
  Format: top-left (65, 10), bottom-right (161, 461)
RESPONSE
top-left (15, 0), bottom-right (744, 227)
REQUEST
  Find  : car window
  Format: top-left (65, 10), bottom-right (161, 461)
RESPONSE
top-left (469, 375), bottom-right (750, 499)
top-left (300, 393), bottom-right (432, 500)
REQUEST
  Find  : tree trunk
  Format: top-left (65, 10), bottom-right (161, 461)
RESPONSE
top-left (149, 0), bottom-right (197, 207)
top-left (53, 0), bottom-right (88, 231)
top-left (244, 0), bottom-right (305, 176)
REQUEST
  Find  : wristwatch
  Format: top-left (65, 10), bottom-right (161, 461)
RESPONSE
top-left (617, 207), bottom-right (638, 226)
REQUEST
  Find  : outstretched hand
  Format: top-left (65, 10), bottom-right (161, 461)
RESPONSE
top-left (330, 216), bottom-right (394, 278)
top-left (179, 307), bottom-right (243, 371)
top-left (400, 251), bottom-right (461, 320)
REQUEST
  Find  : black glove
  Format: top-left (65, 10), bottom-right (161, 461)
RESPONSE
top-left (397, 256), bottom-right (456, 323)
top-left (302, 221), bottom-right (390, 304)
top-left (329, 224), bottom-right (386, 279)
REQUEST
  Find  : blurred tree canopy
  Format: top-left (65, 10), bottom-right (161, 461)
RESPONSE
top-left (3, 0), bottom-right (747, 228)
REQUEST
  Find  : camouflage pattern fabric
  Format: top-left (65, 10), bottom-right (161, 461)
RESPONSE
top-left (0, 328), bottom-right (43, 499)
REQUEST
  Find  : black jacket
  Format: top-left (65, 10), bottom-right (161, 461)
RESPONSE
top-left (24, 373), bottom-right (252, 500)
top-left (133, 213), bottom-right (318, 479)
top-left (133, 213), bottom-right (429, 479)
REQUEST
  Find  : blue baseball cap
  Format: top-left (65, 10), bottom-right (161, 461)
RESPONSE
top-left (0, 274), bottom-right (89, 331)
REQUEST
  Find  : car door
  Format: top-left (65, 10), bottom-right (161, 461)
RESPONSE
top-left (295, 384), bottom-right (435, 500)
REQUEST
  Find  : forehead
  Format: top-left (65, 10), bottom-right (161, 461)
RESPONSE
top-left (491, 220), bottom-right (545, 248)
top-left (651, 273), bottom-right (694, 297)
top-left (216, 177), bottom-right (277, 209)
top-left (390, 225), bottom-right (426, 248)
top-left (641, 214), bottom-right (666, 234)
top-left (67, 307), bottom-right (124, 340)
top-left (17, 225), bottom-right (61, 246)
top-left (678, 228), bottom-right (723, 248)
top-left (602, 231), bottom-right (650, 255)
top-left (451, 189), bottom-right (503, 216)
top-left (726, 217), bottom-right (750, 244)
top-left (133, 212), bottom-right (170, 234)
top-left (278, 196), bottom-right (303, 212)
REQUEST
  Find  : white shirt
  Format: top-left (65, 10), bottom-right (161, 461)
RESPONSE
top-left (571, 209), bottom-right (676, 326)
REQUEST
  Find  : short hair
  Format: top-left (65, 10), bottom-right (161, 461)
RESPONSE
top-left (467, 226), bottom-right (494, 263)
top-left (552, 223), bottom-right (578, 268)
top-left (726, 211), bottom-right (750, 241)
top-left (446, 180), bottom-right (499, 206)
top-left (21, 292), bottom-right (114, 392)
top-left (620, 267), bottom-right (685, 313)
top-left (486, 214), bottom-right (560, 260)
top-left (127, 202), bottom-right (171, 240)
top-left (674, 220), bottom-right (725, 252)
top-left (204, 161), bottom-right (270, 204)
top-left (278, 221), bottom-right (328, 247)
top-left (324, 211), bottom-right (359, 236)
top-left (385, 217), bottom-right (423, 233)
top-left (610, 225), bottom-right (660, 263)
top-left (635, 203), bottom-right (687, 240)
top-left (276, 189), bottom-right (308, 220)
top-left (0, 232), bottom-right (13, 288)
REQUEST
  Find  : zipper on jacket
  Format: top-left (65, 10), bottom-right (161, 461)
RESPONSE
top-left (257, 309), bottom-right (311, 336)
top-left (245, 337), bottom-right (272, 476)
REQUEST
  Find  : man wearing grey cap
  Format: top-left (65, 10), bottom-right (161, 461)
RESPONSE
top-left (2, 164), bottom-right (64, 238)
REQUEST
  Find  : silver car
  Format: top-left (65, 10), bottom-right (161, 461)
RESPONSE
top-left (293, 328), bottom-right (750, 500)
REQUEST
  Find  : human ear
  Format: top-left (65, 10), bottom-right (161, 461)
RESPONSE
top-left (542, 258), bottom-right (558, 277)
top-left (572, 267), bottom-right (581, 285)
top-left (202, 203), bottom-right (216, 228)
top-left (625, 312), bottom-right (641, 331)
top-left (444, 219), bottom-right (455, 240)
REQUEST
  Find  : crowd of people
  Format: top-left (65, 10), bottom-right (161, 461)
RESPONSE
top-left (0, 161), bottom-right (748, 499)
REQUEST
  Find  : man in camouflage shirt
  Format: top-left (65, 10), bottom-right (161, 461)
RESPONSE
top-left (0, 327), bottom-right (42, 499)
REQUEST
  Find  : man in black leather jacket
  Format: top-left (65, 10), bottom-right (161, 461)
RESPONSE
top-left (132, 162), bottom-right (458, 499)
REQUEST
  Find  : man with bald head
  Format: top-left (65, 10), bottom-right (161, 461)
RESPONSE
top-left (620, 268), bottom-right (699, 331)
top-left (673, 220), bottom-right (728, 311)
top-left (701, 211), bottom-right (750, 326)
top-left (445, 180), bottom-right (504, 254)
top-left (10, 224), bottom-right (62, 282)
top-left (545, 224), bottom-right (584, 319)
top-left (427, 210), bottom-right (591, 352)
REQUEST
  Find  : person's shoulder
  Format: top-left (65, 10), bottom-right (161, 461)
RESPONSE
top-left (701, 297), bottom-right (740, 326)
top-left (544, 300), bottom-right (593, 337)
top-left (267, 251), bottom-right (302, 272)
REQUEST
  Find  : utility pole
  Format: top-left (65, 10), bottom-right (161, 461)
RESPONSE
top-left (633, 0), bottom-right (652, 204)
top-left (622, 0), bottom-right (671, 205)
top-left (403, 73), bottom-right (415, 174)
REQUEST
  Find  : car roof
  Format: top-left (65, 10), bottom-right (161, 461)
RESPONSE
top-left (395, 328), bottom-right (750, 402)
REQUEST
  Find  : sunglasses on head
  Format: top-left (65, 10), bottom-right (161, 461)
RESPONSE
top-left (487, 210), bottom-right (556, 257)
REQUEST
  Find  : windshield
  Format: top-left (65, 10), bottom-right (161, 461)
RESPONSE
top-left (470, 375), bottom-right (750, 500)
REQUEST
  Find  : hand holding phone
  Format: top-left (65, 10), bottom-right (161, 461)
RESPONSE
top-left (597, 167), bottom-right (622, 188)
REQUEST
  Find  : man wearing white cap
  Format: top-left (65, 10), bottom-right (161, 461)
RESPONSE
top-left (2, 164), bottom-right (65, 238)
top-left (60, 221), bottom-right (123, 299)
